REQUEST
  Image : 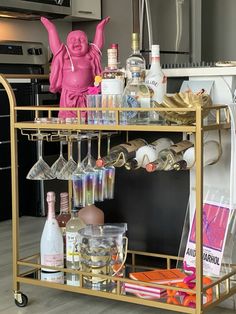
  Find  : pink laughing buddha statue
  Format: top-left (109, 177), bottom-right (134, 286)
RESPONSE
top-left (41, 16), bottom-right (110, 120)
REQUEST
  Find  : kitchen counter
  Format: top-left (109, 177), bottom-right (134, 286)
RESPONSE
top-left (163, 66), bottom-right (236, 77)
top-left (1, 74), bottom-right (49, 83)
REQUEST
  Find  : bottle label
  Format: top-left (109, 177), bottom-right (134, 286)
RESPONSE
top-left (101, 79), bottom-right (124, 95)
top-left (41, 253), bottom-right (64, 269)
top-left (171, 140), bottom-right (194, 154)
top-left (66, 232), bottom-right (80, 262)
top-left (41, 271), bottom-right (64, 284)
top-left (120, 139), bottom-right (146, 153)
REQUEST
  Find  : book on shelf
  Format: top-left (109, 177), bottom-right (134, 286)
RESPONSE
top-left (124, 282), bottom-right (167, 299)
top-left (129, 268), bottom-right (186, 284)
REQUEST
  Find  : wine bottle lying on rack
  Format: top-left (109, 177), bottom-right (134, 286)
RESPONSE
top-left (96, 138), bottom-right (147, 167)
top-left (125, 138), bottom-right (173, 170)
top-left (146, 140), bottom-right (193, 172)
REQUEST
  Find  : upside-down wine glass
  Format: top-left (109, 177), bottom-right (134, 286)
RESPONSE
top-left (26, 132), bottom-right (56, 180)
top-left (57, 139), bottom-right (77, 180)
top-left (51, 140), bottom-right (67, 177)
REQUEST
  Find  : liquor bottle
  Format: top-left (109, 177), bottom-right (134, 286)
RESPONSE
top-left (183, 140), bottom-right (221, 168)
top-left (126, 33), bottom-right (146, 81)
top-left (146, 140), bottom-right (193, 172)
top-left (101, 45), bottom-right (125, 95)
top-left (121, 66), bottom-right (152, 125)
top-left (56, 192), bottom-right (71, 263)
top-left (96, 138), bottom-right (147, 168)
top-left (66, 207), bottom-right (86, 286)
top-left (125, 138), bottom-right (174, 170)
top-left (40, 191), bottom-right (64, 283)
top-left (145, 45), bottom-right (167, 122)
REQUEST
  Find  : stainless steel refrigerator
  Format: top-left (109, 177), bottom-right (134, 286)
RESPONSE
top-left (134, 0), bottom-right (191, 66)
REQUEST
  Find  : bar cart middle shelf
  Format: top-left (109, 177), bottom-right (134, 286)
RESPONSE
top-left (1, 73), bottom-right (235, 314)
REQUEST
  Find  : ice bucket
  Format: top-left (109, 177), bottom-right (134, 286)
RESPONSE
top-left (77, 223), bottom-right (128, 289)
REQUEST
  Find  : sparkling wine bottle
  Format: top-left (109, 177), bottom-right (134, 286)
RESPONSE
top-left (125, 138), bottom-right (173, 170)
top-left (146, 140), bottom-right (193, 172)
top-left (66, 208), bottom-right (86, 286)
top-left (78, 204), bottom-right (104, 225)
top-left (40, 191), bottom-right (64, 283)
top-left (96, 138), bottom-right (147, 168)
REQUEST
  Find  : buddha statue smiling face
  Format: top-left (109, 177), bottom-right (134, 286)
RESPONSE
top-left (66, 30), bottom-right (89, 57)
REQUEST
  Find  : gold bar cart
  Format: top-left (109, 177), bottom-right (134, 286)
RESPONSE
top-left (1, 73), bottom-right (235, 314)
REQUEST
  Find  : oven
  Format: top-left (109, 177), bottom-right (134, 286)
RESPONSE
top-left (0, 40), bottom-right (64, 221)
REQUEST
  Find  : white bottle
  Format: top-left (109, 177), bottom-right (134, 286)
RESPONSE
top-left (145, 45), bottom-right (167, 121)
top-left (183, 140), bottom-right (222, 168)
top-left (40, 191), bottom-right (64, 283)
top-left (125, 138), bottom-right (174, 170)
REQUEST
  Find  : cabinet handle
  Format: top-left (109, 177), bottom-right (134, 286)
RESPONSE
top-left (0, 166), bottom-right (11, 171)
top-left (0, 140), bottom-right (10, 145)
top-left (78, 10), bottom-right (93, 14)
top-left (0, 88), bottom-right (17, 92)
top-left (0, 115), bottom-right (10, 118)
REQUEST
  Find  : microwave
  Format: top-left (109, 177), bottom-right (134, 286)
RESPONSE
top-left (0, 0), bottom-right (72, 19)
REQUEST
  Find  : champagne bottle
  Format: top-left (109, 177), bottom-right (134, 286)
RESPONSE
top-left (126, 33), bottom-right (146, 82)
top-left (96, 138), bottom-right (147, 168)
top-left (125, 138), bottom-right (173, 170)
top-left (56, 192), bottom-right (71, 263)
top-left (145, 44), bottom-right (167, 122)
top-left (146, 140), bottom-right (193, 172)
top-left (40, 191), bottom-right (64, 283)
top-left (66, 208), bottom-right (86, 286)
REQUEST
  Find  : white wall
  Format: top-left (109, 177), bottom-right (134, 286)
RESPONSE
top-left (0, 18), bottom-right (72, 61)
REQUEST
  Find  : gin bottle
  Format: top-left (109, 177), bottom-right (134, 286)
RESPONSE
top-left (121, 66), bottom-right (152, 125)
top-left (66, 208), bottom-right (85, 286)
top-left (126, 33), bottom-right (146, 81)
top-left (40, 191), bottom-right (64, 283)
top-left (101, 45), bottom-right (125, 95)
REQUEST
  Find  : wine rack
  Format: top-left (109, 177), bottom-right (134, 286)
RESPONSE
top-left (1, 73), bottom-right (235, 314)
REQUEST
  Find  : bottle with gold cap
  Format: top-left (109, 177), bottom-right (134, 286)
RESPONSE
top-left (126, 33), bottom-right (146, 82)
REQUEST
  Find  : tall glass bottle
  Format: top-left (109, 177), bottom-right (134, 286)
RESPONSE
top-left (126, 33), bottom-right (146, 82)
top-left (121, 66), bottom-right (152, 125)
top-left (56, 192), bottom-right (71, 263)
top-left (96, 138), bottom-right (147, 168)
top-left (145, 44), bottom-right (167, 122)
top-left (40, 191), bottom-right (64, 283)
top-left (101, 45), bottom-right (125, 96)
top-left (146, 140), bottom-right (193, 172)
top-left (66, 208), bottom-right (85, 286)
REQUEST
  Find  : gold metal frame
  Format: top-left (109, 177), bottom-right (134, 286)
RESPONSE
top-left (1, 73), bottom-right (235, 313)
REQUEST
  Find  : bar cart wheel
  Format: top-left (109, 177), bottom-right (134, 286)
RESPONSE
top-left (14, 291), bottom-right (28, 307)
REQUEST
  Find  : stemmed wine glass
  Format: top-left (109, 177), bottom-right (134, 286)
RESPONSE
top-left (51, 140), bottom-right (67, 177)
top-left (57, 139), bottom-right (77, 180)
top-left (26, 132), bottom-right (56, 180)
top-left (72, 135), bottom-right (86, 208)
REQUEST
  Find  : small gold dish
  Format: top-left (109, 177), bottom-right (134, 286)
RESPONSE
top-left (154, 92), bottom-right (212, 125)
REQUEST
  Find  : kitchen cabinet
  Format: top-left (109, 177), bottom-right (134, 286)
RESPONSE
top-left (66, 0), bottom-right (101, 21)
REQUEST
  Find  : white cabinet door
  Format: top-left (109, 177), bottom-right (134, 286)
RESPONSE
top-left (71, 0), bottom-right (101, 20)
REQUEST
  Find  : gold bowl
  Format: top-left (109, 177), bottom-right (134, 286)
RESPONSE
top-left (154, 92), bottom-right (212, 124)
